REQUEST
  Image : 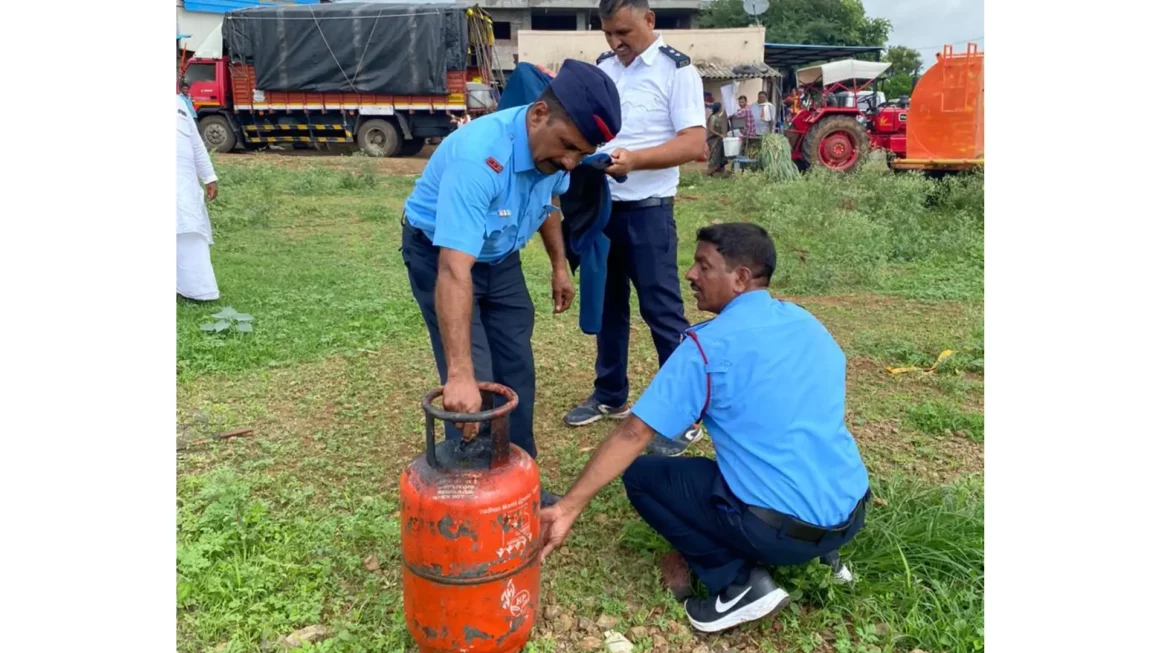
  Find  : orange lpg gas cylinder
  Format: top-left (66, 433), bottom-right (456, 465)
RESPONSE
top-left (400, 383), bottom-right (542, 653)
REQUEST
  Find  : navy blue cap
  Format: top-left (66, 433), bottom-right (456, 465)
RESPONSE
top-left (549, 59), bottom-right (622, 148)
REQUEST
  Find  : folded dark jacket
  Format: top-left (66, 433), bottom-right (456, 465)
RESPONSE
top-left (561, 153), bottom-right (625, 335)
top-left (499, 63), bottom-right (623, 335)
top-left (497, 63), bottom-right (554, 111)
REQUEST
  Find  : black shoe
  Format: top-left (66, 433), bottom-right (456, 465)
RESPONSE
top-left (684, 568), bottom-right (790, 633)
top-left (540, 490), bottom-right (562, 508)
top-left (644, 425), bottom-right (704, 456)
top-left (564, 399), bottom-right (630, 427)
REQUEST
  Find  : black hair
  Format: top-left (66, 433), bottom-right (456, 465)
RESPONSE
top-left (534, 85), bottom-right (572, 122)
top-left (598, 0), bottom-right (650, 19)
top-left (696, 222), bottom-right (777, 286)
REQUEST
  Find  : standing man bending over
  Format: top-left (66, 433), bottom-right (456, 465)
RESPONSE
top-left (563, 0), bottom-right (709, 458)
top-left (542, 223), bottom-right (871, 633)
top-left (400, 60), bottom-right (622, 507)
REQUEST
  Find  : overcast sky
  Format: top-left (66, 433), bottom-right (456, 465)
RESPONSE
top-left (862, 0), bottom-right (984, 70)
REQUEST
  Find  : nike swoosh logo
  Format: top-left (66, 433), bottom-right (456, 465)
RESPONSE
top-left (715, 586), bottom-right (751, 613)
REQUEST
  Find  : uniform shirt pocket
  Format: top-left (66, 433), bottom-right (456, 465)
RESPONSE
top-left (176, 116), bottom-right (193, 138)
top-left (706, 358), bottom-right (736, 411)
top-left (479, 209), bottom-right (518, 258)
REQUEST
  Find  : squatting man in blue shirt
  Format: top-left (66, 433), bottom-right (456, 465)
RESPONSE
top-left (539, 222), bottom-right (872, 633)
top-left (400, 60), bottom-right (622, 508)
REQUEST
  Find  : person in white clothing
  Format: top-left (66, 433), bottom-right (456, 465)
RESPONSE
top-left (562, 0), bottom-right (708, 458)
top-left (753, 91), bottom-right (776, 135)
top-left (176, 93), bottom-right (221, 301)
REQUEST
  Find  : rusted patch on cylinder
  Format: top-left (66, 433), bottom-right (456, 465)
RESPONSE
top-left (494, 613), bottom-right (528, 648)
top-left (448, 562), bottom-right (491, 580)
top-left (437, 514), bottom-right (478, 541)
top-left (410, 562), bottom-right (444, 577)
top-left (463, 626), bottom-right (493, 644)
top-left (405, 551), bottom-right (539, 585)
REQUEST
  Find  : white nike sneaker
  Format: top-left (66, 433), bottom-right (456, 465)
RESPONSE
top-left (832, 562), bottom-right (854, 584)
top-left (822, 551), bottom-right (854, 584)
top-left (684, 568), bottom-right (790, 633)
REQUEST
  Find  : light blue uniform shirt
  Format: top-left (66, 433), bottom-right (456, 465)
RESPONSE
top-left (403, 106), bottom-right (570, 264)
top-left (632, 290), bottom-right (870, 527)
top-left (181, 94), bottom-right (196, 119)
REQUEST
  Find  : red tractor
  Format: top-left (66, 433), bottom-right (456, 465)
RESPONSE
top-left (783, 59), bottom-right (907, 172)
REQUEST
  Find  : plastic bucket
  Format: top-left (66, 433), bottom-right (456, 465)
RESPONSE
top-left (723, 136), bottom-right (742, 158)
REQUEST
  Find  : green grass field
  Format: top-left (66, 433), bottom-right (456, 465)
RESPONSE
top-left (177, 153), bottom-right (984, 653)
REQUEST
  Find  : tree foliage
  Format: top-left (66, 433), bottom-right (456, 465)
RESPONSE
top-left (699, 0), bottom-right (892, 48)
top-left (880, 45), bottom-right (924, 99)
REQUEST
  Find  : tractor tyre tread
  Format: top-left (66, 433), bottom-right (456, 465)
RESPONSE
top-left (802, 115), bottom-right (870, 173)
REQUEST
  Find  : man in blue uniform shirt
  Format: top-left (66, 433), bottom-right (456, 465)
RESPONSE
top-left (540, 223), bottom-right (871, 633)
top-left (563, 0), bottom-right (709, 458)
top-left (400, 60), bottom-right (622, 507)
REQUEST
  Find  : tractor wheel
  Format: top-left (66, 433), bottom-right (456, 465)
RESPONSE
top-left (394, 138), bottom-right (426, 158)
top-left (356, 118), bottom-right (401, 157)
top-left (199, 115), bottom-right (237, 153)
top-left (802, 115), bottom-right (870, 172)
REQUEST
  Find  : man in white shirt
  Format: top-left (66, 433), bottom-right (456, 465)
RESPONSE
top-left (753, 90), bottom-right (776, 135)
top-left (176, 94), bottom-right (221, 301)
top-left (563, 0), bottom-right (708, 457)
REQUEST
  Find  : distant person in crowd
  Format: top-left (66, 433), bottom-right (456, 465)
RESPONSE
top-left (784, 88), bottom-right (803, 125)
top-left (179, 80), bottom-right (196, 118)
top-left (754, 91), bottom-right (776, 135)
top-left (732, 95), bottom-right (756, 138)
top-left (176, 93), bottom-right (220, 301)
top-left (706, 103), bottom-right (727, 176)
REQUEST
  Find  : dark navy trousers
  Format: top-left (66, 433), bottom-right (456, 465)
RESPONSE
top-left (592, 202), bottom-right (690, 408)
top-left (400, 223), bottom-right (537, 459)
top-left (623, 456), bottom-right (865, 595)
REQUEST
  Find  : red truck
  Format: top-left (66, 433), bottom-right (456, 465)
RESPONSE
top-left (180, 2), bottom-right (499, 157)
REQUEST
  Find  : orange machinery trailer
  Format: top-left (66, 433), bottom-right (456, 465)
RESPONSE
top-left (889, 43), bottom-right (984, 172)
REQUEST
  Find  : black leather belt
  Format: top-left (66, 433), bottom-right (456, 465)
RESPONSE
top-left (400, 214), bottom-right (434, 246)
top-left (612, 196), bottom-right (674, 211)
top-left (747, 490), bottom-right (870, 544)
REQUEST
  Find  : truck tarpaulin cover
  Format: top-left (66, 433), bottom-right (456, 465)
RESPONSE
top-left (222, 2), bottom-right (467, 96)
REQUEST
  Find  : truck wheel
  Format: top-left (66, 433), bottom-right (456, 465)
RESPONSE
top-left (802, 115), bottom-right (870, 172)
top-left (357, 119), bottom-right (401, 157)
top-left (199, 115), bottom-right (237, 153)
top-left (395, 138), bottom-right (426, 157)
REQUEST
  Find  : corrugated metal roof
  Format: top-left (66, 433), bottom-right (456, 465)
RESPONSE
top-left (695, 61), bottom-right (779, 80)
top-left (764, 43), bottom-right (882, 69)
top-left (183, 0), bottom-right (320, 15)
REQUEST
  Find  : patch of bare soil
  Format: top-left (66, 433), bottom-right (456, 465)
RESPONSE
top-left (217, 146), bottom-right (432, 176)
top-left (853, 419), bottom-right (983, 482)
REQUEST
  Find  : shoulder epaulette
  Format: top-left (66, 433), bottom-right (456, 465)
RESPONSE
top-left (596, 50), bottom-right (616, 64)
top-left (659, 45), bottom-right (691, 68)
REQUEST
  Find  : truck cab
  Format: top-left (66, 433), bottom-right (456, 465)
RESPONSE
top-left (181, 57), bottom-right (229, 116)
